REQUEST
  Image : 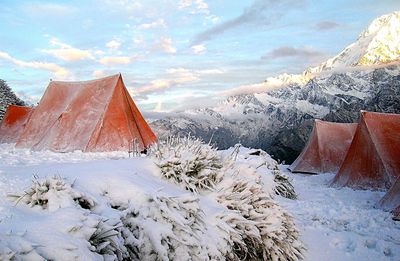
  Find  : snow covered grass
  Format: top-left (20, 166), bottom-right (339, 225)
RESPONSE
top-left (149, 136), bottom-right (223, 193)
top-left (8, 175), bottom-right (95, 211)
top-left (278, 167), bottom-right (400, 261)
top-left (1, 142), bottom-right (398, 260)
top-left (0, 142), bottom-right (303, 261)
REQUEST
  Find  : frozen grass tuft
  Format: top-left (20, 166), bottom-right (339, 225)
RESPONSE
top-left (149, 136), bottom-right (223, 193)
top-left (89, 219), bottom-right (127, 260)
top-left (8, 175), bottom-right (95, 211)
top-left (273, 169), bottom-right (297, 199)
top-left (215, 166), bottom-right (304, 261)
top-left (119, 193), bottom-right (215, 261)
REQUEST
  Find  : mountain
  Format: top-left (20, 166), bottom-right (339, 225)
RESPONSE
top-left (250, 11), bottom-right (400, 90)
top-left (0, 79), bottom-right (25, 121)
top-left (150, 12), bottom-right (400, 163)
top-left (309, 11), bottom-right (400, 72)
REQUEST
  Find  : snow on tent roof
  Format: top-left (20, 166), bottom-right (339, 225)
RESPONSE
top-left (15, 74), bottom-right (157, 152)
top-left (331, 111), bottom-right (400, 190)
top-left (0, 105), bottom-right (34, 143)
top-left (288, 120), bottom-right (357, 174)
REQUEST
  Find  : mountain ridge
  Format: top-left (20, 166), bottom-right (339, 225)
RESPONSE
top-left (151, 11), bottom-right (400, 162)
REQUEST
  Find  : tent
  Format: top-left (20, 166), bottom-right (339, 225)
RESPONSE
top-left (376, 176), bottom-right (400, 215)
top-left (16, 74), bottom-right (157, 152)
top-left (331, 111), bottom-right (400, 190)
top-left (288, 120), bottom-right (357, 174)
top-left (0, 105), bottom-right (34, 143)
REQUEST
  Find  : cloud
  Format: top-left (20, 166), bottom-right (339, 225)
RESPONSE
top-left (262, 46), bottom-right (324, 60)
top-left (106, 39), bottom-right (122, 50)
top-left (316, 21), bottom-right (340, 30)
top-left (138, 18), bottom-right (166, 29)
top-left (98, 56), bottom-right (132, 65)
top-left (193, 0), bottom-right (305, 44)
top-left (135, 68), bottom-right (199, 94)
top-left (0, 51), bottom-right (69, 78)
top-left (156, 37), bottom-right (177, 54)
top-left (191, 44), bottom-right (206, 54)
top-left (133, 35), bottom-right (145, 45)
top-left (42, 38), bottom-right (94, 61)
top-left (23, 3), bottom-right (77, 16)
top-left (153, 101), bottom-right (163, 112)
top-left (133, 67), bottom-right (225, 97)
top-left (102, 0), bottom-right (143, 12)
top-left (92, 70), bottom-right (106, 78)
top-left (178, 0), bottom-right (209, 14)
top-left (15, 91), bottom-right (41, 106)
top-left (219, 82), bottom-right (268, 97)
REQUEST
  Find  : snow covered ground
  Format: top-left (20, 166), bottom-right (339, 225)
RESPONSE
top-left (0, 143), bottom-right (399, 260)
top-left (278, 167), bottom-right (400, 261)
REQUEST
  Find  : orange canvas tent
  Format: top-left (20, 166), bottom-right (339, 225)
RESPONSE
top-left (331, 111), bottom-right (400, 190)
top-left (288, 120), bottom-right (357, 174)
top-left (16, 74), bottom-right (157, 152)
top-left (0, 105), bottom-right (34, 143)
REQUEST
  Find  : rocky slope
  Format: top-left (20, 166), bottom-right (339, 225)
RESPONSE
top-left (151, 12), bottom-right (400, 163)
top-left (0, 79), bottom-right (25, 121)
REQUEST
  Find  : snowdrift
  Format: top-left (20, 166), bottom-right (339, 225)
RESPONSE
top-left (0, 139), bottom-right (303, 261)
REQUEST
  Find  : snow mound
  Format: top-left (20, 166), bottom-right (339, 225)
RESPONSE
top-left (150, 136), bottom-right (223, 193)
top-left (0, 142), bottom-right (303, 261)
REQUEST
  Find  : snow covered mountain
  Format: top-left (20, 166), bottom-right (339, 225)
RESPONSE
top-left (0, 79), bottom-right (25, 121)
top-left (151, 12), bottom-right (400, 163)
top-left (250, 11), bottom-right (400, 90)
top-left (307, 11), bottom-right (400, 74)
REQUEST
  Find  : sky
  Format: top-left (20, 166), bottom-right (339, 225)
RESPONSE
top-left (0, 0), bottom-right (399, 112)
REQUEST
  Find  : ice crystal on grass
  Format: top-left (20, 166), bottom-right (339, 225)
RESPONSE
top-left (8, 175), bottom-right (95, 211)
top-left (227, 145), bottom-right (297, 200)
top-left (150, 136), bottom-right (223, 193)
top-left (119, 194), bottom-right (214, 261)
top-left (89, 219), bottom-right (127, 260)
top-left (214, 165), bottom-right (304, 261)
top-left (273, 169), bottom-right (297, 199)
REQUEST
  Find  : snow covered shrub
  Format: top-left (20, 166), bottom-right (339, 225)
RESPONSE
top-left (8, 175), bottom-right (95, 211)
top-left (150, 136), bottom-right (223, 193)
top-left (89, 219), bottom-right (127, 260)
top-left (0, 232), bottom-right (45, 260)
top-left (119, 193), bottom-right (214, 261)
top-left (215, 207), bottom-right (263, 260)
top-left (273, 169), bottom-right (297, 200)
top-left (215, 167), bottom-right (304, 261)
top-left (225, 145), bottom-right (297, 200)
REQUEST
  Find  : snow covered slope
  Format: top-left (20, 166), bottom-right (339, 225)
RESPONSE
top-left (0, 143), bottom-right (304, 260)
top-left (151, 11), bottom-right (400, 163)
top-left (0, 144), bottom-right (398, 260)
top-left (278, 168), bottom-right (400, 261)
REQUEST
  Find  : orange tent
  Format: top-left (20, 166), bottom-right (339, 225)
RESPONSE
top-left (376, 176), bottom-right (400, 214)
top-left (16, 74), bottom-right (157, 152)
top-left (0, 105), bottom-right (34, 143)
top-left (288, 120), bottom-right (357, 174)
top-left (331, 111), bottom-right (400, 190)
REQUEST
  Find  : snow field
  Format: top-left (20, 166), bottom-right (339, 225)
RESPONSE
top-left (0, 143), bottom-right (303, 260)
top-left (278, 169), bottom-right (400, 261)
